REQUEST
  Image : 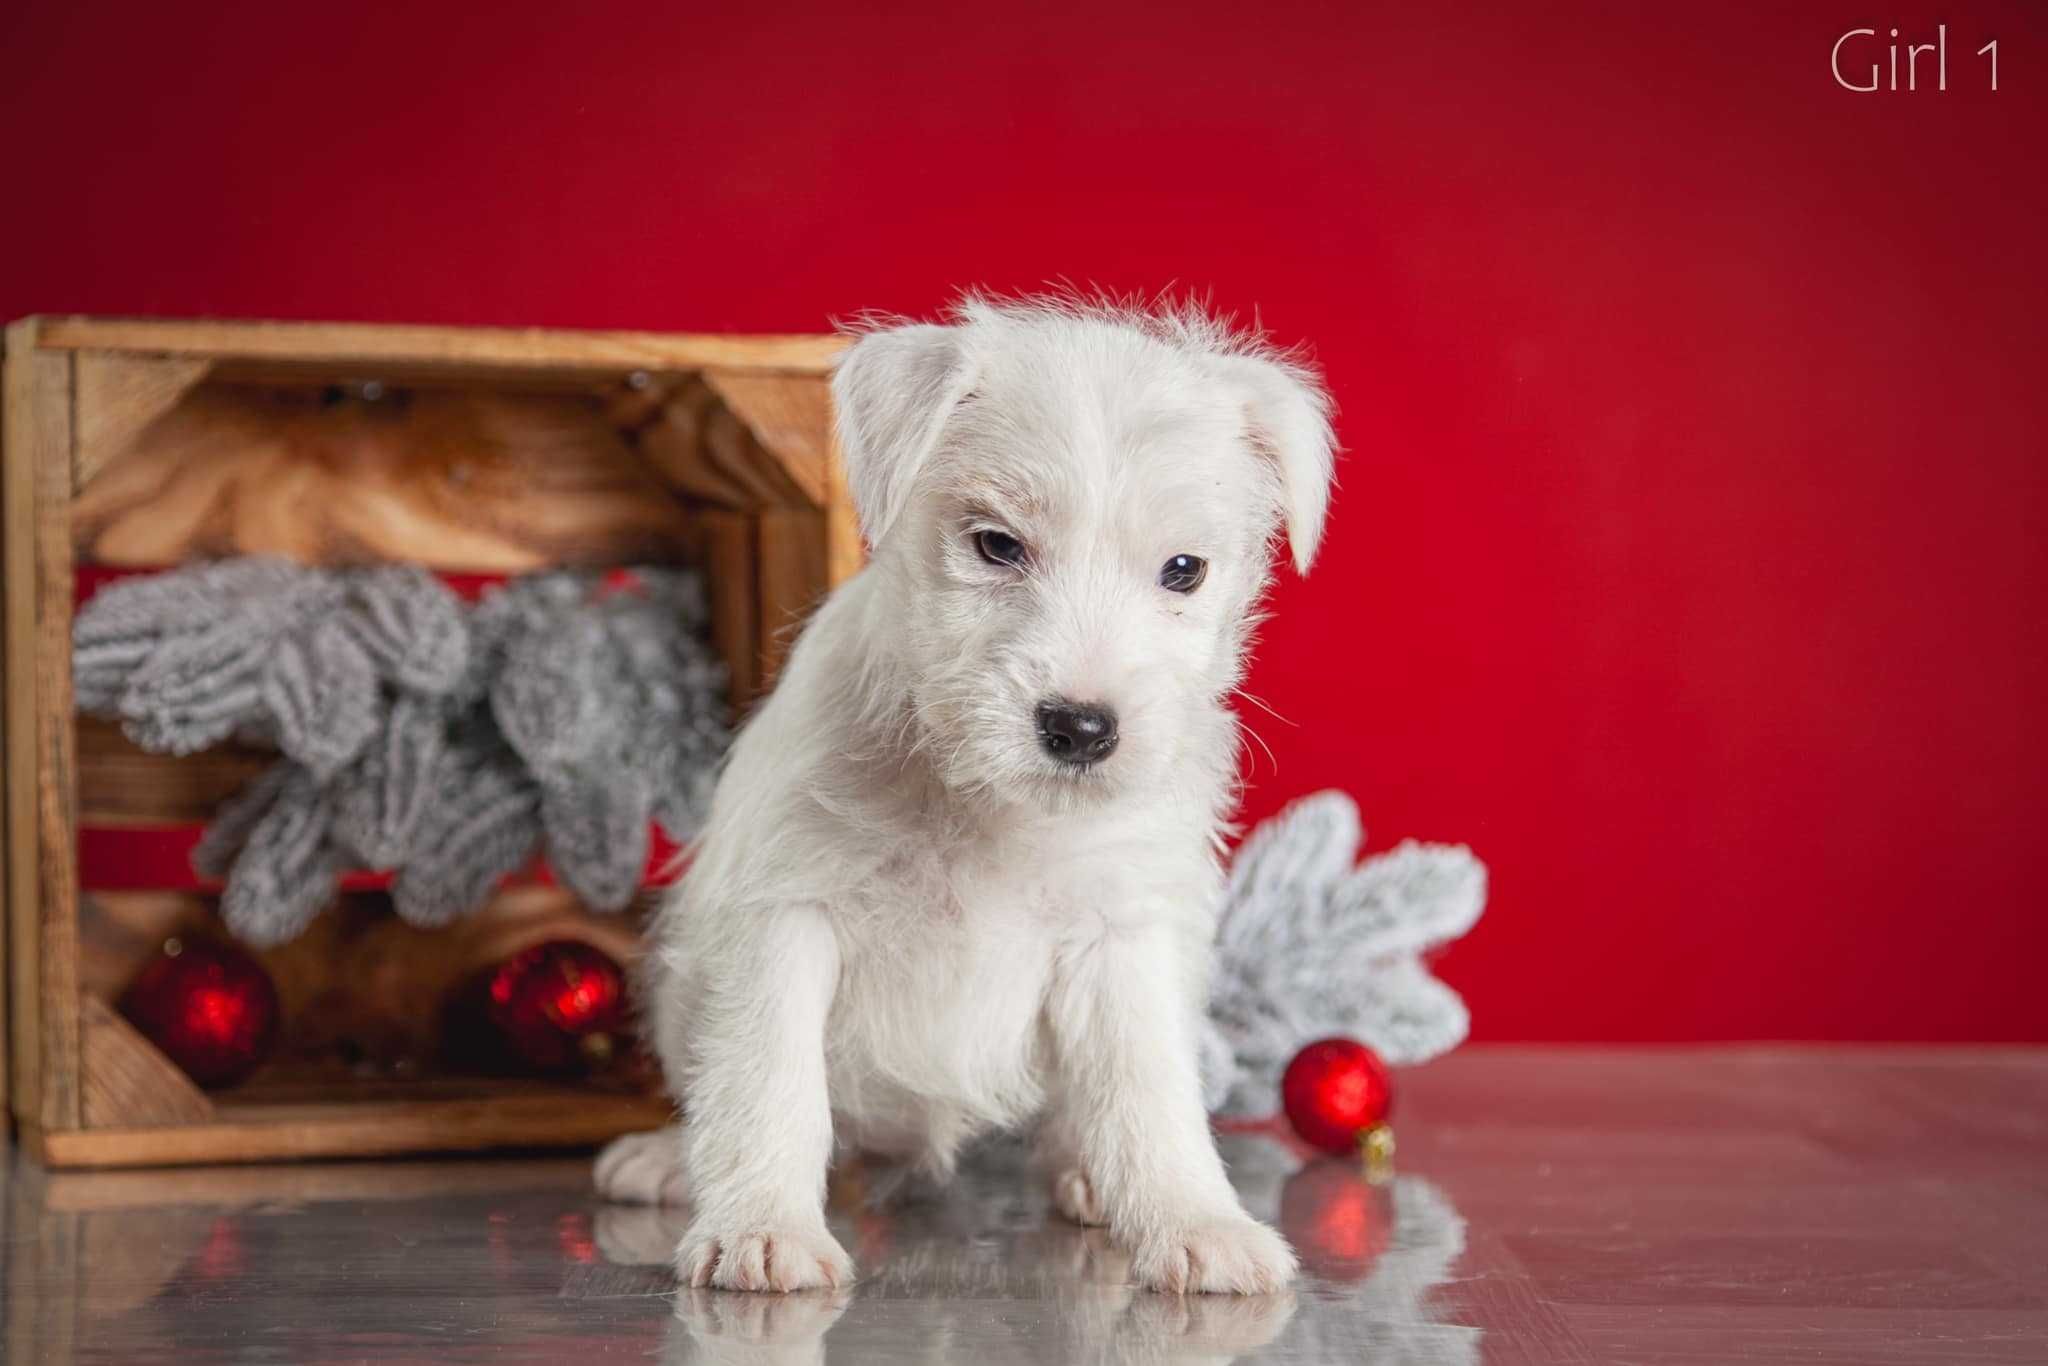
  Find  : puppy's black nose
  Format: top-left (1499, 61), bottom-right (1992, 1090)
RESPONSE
top-left (1037, 700), bottom-right (1119, 765)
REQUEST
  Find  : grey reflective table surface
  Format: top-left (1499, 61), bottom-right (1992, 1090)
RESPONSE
top-left (6, 1047), bottom-right (2045, 1364)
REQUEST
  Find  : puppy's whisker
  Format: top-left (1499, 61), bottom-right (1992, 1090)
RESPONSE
top-left (1231, 688), bottom-right (1297, 728)
top-left (1234, 713), bottom-right (1279, 779)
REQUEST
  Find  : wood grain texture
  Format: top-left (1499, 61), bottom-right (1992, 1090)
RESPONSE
top-left (33, 349), bottom-right (82, 1135)
top-left (26, 1089), bottom-right (674, 1167)
top-left (5, 326), bottom-right (81, 1133)
top-left (77, 996), bottom-right (214, 1129)
top-left (701, 371), bottom-right (835, 507)
top-left (702, 396), bottom-right (810, 509)
top-left (72, 383), bottom-right (704, 571)
top-left (35, 316), bottom-right (846, 375)
top-left (71, 354), bottom-right (212, 493)
top-left (76, 719), bottom-right (272, 827)
top-left (35, 1155), bottom-right (604, 1212)
top-left (2, 321), bottom-right (30, 1129)
top-left (701, 510), bottom-right (760, 710)
top-left (756, 506), bottom-right (829, 688)
top-left (0, 335), bottom-right (11, 1123)
top-left (634, 378), bottom-right (755, 510)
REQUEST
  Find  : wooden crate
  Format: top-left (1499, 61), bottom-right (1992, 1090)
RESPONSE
top-left (2, 316), bottom-right (855, 1168)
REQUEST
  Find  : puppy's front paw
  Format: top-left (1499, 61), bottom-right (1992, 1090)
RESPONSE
top-left (677, 1222), bottom-right (854, 1293)
top-left (1132, 1217), bottom-right (1297, 1295)
top-left (1051, 1168), bottom-right (1108, 1226)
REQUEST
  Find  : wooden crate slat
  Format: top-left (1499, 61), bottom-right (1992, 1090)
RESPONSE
top-left (77, 718), bottom-right (270, 828)
top-left (72, 354), bottom-right (213, 492)
top-left (71, 385), bottom-right (706, 572)
top-left (78, 995), bottom-right (214, 1128)
top-left (702, 397), bottom-right (811, 509)
top-left (636, 380), bottom-right (762, 510)
top-left (701, 371), bottom-right (836, 508)
top-left (701, 510), bottom-right (761, 708)
top-left (27, 1089), bottom-right (675, 1168)
top-left (35, 316), bottom-right (847, 375)
top-left (757, 506), bottom-right (830, 688)
top-left (7, 322), bottom-right (83, 1132)
top-left (3, 324), bottom-right (28, 1125)
top-left (36, 1157), bottom-right (602, 1212)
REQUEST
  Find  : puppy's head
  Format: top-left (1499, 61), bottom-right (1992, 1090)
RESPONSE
top-left (833, 296), bottom-right (1336, 810)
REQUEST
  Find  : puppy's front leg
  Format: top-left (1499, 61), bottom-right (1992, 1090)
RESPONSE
top-left (1048, 922), bottom-right (1296, 1295)
top-left (677, 905), bottom-right (852, 1293)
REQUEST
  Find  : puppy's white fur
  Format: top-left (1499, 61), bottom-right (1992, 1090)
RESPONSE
top-left (597, 295), bottom-right (1336, 1295)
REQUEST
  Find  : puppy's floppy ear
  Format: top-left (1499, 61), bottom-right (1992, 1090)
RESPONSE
top-left (1211, 353), bottom-right (1338, 574)
top-left (831, 323), bottom-right (977, 550)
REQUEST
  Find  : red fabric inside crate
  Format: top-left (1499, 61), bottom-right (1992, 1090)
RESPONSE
top-left (75, 564), bottom-right (690, 895)
top-left (77, 824), bottom-right (685, 894)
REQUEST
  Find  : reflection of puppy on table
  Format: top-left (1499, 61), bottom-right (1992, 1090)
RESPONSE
top-left (612, 1140), bottom-right (1475, 1366)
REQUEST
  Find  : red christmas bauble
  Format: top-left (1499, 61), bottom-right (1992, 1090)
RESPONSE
top-left (119, 937), bottom-right (279, 1087)
top-left (1281, 1037), bottom-right (1394, 1156)
top-left (487, 940), bottom-right (628, 1072)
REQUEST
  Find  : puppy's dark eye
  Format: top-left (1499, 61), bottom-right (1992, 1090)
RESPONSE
top-left (1159, 554), bottom-right (1207, 594)
top-left (975, 529), bottom-right (1029, 569)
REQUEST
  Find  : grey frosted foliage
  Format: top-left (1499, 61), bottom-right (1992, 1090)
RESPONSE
top-left (263, 617), bottom-right (382, 781)
top-left (340, 565), bottom-right (470, 695)
top-left (493, 613), bottom-right (614, 773)
top-left (454, 570), bottom-right (591, 704)
top-left (486, 569), bottom-right (727, 908)
top-left (213, 763), bottom-right (348, 948)
top-left (86, 559), bottom-right (343, 754)
top-left (116, 621), bottom-right (272, 755)
top-left (1203, 790), bottom-right (1487, 1114)
top-left (602, 569), bottom-right (726, 838)
top-left (330, 694), bottom-right (447, 869)
top-left (72, 569), bottom-right (223, 715)
top-left (390, 737), bottom-right (542, 930)
top-left (539, 771), bottom-right (651, 913)
top-left (73, 558), bottom-right (733, 946)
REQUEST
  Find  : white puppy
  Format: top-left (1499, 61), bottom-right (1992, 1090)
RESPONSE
top-left (595, 295), bottom-right (1336, 1296)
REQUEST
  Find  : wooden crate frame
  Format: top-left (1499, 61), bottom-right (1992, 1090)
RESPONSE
top-left (2, 316), bottom-right (856, 1168)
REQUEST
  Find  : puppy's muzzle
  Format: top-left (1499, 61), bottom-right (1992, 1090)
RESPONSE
top-left (1036, 699), bottom-right (1119, 766)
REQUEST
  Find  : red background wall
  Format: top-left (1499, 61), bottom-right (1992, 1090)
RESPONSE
top-left (4, 1), bottom-right (2043, 1042)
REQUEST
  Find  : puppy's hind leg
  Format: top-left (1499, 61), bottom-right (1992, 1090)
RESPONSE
top-left (1051, 1167), bottom-right (1109, 1227)
top-left (595, 1125), bottom-right (691, 1207)
top-left (1036, 1091), bottom-right (1108, 1226)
